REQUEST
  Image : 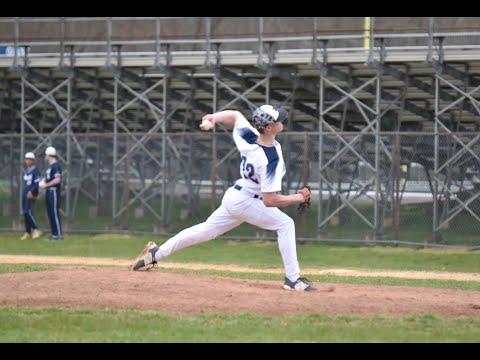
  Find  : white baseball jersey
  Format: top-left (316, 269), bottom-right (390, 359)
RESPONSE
top-left (152, 113), bottom-right (301, 283)
top-left (232, 116), bottom-right (286, 195)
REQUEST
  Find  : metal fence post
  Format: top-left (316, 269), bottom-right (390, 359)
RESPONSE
top-left (154, 17), bottom-right (161, 69)
top-left (318, 72), bottom-right (324, 234)
top-left (161, 72), bottom-right (168, 227)
top-left (204, 17), bottom-right (212, 68)
top-left (266, 75), bottom-right (270, 104)
top-left (257, 17), bottom-right (264, 66)
top-left (19, 73), bottom-right (25, 220)
top-left (112, 76), bottom-right (118, 226)
top-left (105, 17), bottom-right (112, 68)
top-left (12, 18), bottom-right (19, 69)
top-left (433, 74), bottom-right (439, 242)
top-left (427, 17), bottom-right (434, 63)
top-left (211, 73), bottom-right (218, 211)
top-left (367, 17), bottom-right (374, 64)
top-left (301, 133), bottom-right (309, 235)
top-left (66, 75), bottom-right (72, 228)
top-left (374, 63), bottom-right (382, 239)
top-left (312, 17), bottom-right (318, 64)
top-left (394, 133), bottom-right (401, 240)
top-left (59, 17), bottom-right (65, 68)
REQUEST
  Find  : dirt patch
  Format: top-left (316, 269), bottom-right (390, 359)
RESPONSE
top-left (0, 267), bottom-right (479, 318)
top-left (1, 254), bottom-right (480, 282)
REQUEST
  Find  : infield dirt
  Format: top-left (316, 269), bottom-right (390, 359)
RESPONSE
top-left (1, 267), bottom-right (480, 318)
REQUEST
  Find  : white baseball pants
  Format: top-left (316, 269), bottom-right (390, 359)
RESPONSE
top-left (155, 186), bottom-right (301, 282)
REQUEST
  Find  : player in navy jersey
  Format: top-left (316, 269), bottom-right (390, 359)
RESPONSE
top-left (20, 152), bottom-right (42, 240)
top-left (39, 146), bottom-right (63, 241)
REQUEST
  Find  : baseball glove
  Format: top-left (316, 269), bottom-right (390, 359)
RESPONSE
top-left (297, 185), bottom-right (311, 214)
top-left (27, 191), bottom-right (37, 203)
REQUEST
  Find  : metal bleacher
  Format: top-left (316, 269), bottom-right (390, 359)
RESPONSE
top-left (0, 17), bottom-right (479, 244)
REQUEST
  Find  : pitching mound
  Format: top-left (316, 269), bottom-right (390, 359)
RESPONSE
top-left (0, 267), bottom-right (479, 318)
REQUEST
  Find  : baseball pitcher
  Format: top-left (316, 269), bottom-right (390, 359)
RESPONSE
top-left (131, 105), bottom-right (315, 291)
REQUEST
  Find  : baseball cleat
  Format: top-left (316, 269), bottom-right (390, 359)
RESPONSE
top-left (20, 232), bottom-right (30, 240)
top-left (31, 229), bottom-right (43, 239)
top-left (283, 277), bottom-right (317, 292)
top-left (130, 241), bottom-right (160, 271)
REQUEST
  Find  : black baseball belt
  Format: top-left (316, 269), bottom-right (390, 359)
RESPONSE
top-left (233, 184), bottom-right (263, 200)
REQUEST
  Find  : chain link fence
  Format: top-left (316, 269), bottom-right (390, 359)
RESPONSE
top-left (1, 131), bottom-right (479, 247)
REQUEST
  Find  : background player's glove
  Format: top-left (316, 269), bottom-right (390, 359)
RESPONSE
top-left (27, 191), bottom-right (37, 203)
top-left (297, 186), bottom-right (311, 214)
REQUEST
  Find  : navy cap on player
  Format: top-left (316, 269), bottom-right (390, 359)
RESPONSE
top-left (276, 107), bottom-right (288, 122)
top-left (251, 105), bottom-right (288, 129)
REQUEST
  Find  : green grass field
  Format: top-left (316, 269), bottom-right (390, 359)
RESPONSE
top-left (1, 232), bottom-right (479, 273)
top-left (0, 263), bottom-right (53, 274)
top-left (1, 307), bottom-right (480, 343)
top-left (1, 232), bottom-right (480, 342)
top-left (2, 192), bottom-right (480, 245)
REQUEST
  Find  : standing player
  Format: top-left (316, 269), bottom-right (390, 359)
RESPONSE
top-left (20, 152), bottom-right (42, 240)
top-left (39, 146), bottom-right (63, 241)
top-left (131, 105), bottom-right (315, 292)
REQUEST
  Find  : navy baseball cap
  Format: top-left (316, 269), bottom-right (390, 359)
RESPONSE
top-left (275, 107), bottom-right (288, 123)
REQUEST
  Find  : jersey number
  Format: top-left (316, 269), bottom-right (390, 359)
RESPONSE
top-left (240, 156), bottom-right (259, 184)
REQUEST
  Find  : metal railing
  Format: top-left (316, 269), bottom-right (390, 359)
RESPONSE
top-left (1, 17), bottom-right (480, 67)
